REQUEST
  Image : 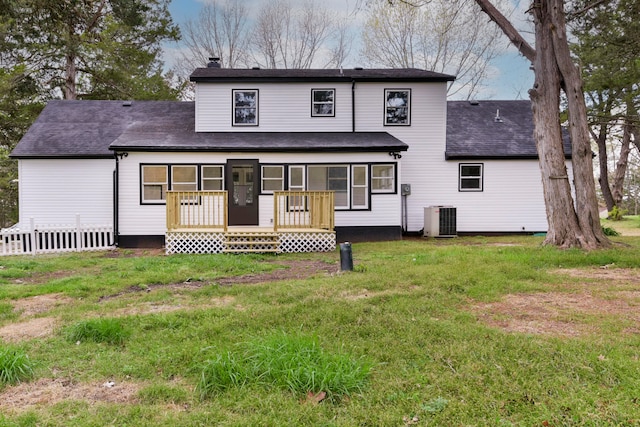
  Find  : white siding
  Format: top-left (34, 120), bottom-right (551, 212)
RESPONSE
top-left (195, 83), bottom-right (353, 132)
top-left (359, 83), bottom-right (450, 232)
top-left (118, 152), bottom-right (401, 236)
top-left (188, 78), bottom-right (558, 234)
top-left (426, 160), bottom-right (549, 233)
top-left (18, 159), bottom-right (114, 226)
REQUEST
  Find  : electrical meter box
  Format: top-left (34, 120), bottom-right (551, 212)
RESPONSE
top-left (401, 184), bottom-right (411, 196)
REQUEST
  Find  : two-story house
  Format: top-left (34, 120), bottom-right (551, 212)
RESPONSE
top-left (7, 63), bottom-right (569, 254)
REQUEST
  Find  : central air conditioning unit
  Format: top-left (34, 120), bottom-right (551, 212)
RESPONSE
top-left (424, 206), bottom-right (457, 237)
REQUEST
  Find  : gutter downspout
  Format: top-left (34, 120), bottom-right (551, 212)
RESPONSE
top-left (113, 152), bottom-right (120, 247)
top-left (351, 79), bottom-right (356, 132)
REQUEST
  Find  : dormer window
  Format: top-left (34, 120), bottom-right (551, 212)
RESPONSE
top-left (385, 89), bottom-right (411, 126)
top-left (233, 89), bottom-right (258, 126)
top-left (311, 89), bottom-right (335, 117)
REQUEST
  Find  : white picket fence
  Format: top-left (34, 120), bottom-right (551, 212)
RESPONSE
top-left (0, 216), bottom-right (114, 256)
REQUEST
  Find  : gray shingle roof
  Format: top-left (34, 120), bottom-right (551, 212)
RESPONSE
top-left (110, 129), bottom-right (408, 152)
top-left (11, 100), bottom-right (408, 158)
top-left (445, 100), bottom-right (572, 159)
top-left (190, 67), bottom-right (455, 83)
top-left (10, 100), bottom-right (141, 158)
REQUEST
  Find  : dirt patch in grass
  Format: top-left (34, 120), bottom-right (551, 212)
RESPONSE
top-left (0, 317), bottom-right (58, 342)
top-left (0, 294), bottom-right (73, 342)
top-left (472, 268), bottom-right (640, 337)
top-left (101, 248), bottom-right (166, 258)
top-left (113, 295), bottom-right (238, 317)
top-left (100, 259), bottom-right (337, 302)
top-left (0, 378), bottom-right (141, 413)
top-left (217, 259), bottom-right (337, 285)
top-left (11, 293), bottom-right (75, 317)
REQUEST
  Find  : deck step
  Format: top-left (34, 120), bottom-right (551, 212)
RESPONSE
top-left (222, 248), bottom-right (280, 253)
top-left (226, 233), bottom-right (278, 240)
top-left (223, 232), bottom-right (280, 254)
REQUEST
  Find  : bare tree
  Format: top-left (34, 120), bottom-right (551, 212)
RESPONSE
top-left (251, 0), bottom-right (334, 69)
top-left (323, 18), bottom-right (354, 68)
top-left (360, 0), bottom-right (508, 99)
top-left (177, 0), bottom-right (251, 74)
top-left (473, 0), bottom-right (610, 249)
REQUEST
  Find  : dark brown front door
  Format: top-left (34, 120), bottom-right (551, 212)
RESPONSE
top-left (227, 159), bottom-right (259, 226)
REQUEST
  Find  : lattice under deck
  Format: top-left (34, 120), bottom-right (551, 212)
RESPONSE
top-left (278, 231), bottom-right (336, 253)
top-left (165, 230), bottom-right (335, 254)
top-left (165, 231), bottom-right (226, 254)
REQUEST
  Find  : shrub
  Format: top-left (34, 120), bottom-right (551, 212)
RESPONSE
top-left (197, 332), bottom-right (371, 402)
top-left (608, 206), bottom-right (627, 221)
top-left (602, 225), bottom-right (620, 236)
top-left (0, 346), bottom-right (34, 386)
top-left (64, 318), bottom-right (131, 345)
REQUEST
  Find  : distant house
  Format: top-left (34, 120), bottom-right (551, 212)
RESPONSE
top-left (7, 64), bottom-right (571, 254)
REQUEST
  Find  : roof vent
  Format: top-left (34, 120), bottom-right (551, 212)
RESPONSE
top-left (469, 100), bottom-right (479, 106)
top-left (252, 66), bottom-right (260, 70)
top-left (207, 57), bottom-right (221, 68)
top-left (494, 109), bottom-right (504, 123)
top-left (122, 101), bottom-right (132, 107)
top-left (354, 67), bottom-right (363, 70)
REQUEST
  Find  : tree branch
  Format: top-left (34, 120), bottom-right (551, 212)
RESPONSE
top-left (568, 0), bottom-right (613, 18)
top-left (472, 0), bottom-right (535, 62)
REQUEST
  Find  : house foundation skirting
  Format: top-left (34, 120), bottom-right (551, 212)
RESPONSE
top-left (334, 226), bottom-right (402, 243)
top-left (165, 229), bottom-right (336, 254)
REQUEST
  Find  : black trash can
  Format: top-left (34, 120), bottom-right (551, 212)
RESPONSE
top-left (339, 242), bottom-right (353, 271)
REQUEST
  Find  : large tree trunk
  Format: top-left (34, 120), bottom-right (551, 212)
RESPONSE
top-left (547, 0), bottom-right (609, 248)
top-left (474, 0), bottom-right (610, 249)
top-left (529, 1), bottom-right (585, 248)
top-left (612, 121), bottom-right (631, 207)
top-left (64, 52), bottom-right (77, 100)
top-left (595, 123), bottom-right (615, 212)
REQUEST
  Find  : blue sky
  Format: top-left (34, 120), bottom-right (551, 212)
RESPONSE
top-left (166, 0), bottom-right (534, 100)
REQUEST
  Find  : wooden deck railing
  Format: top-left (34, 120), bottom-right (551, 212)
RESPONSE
top-left (274, 191), bottom-right (335, 231)
top-left (166, 191), bottom-right (228, 231)
top-left (166, 191), bottom-right (334, 232)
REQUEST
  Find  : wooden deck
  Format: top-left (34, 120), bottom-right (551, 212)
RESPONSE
top-left (165, 190), bottom-right (336, 254)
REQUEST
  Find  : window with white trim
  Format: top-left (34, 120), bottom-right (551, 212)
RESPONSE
top-left (287, 166), bottom-right (306, 210)
top-left (142, 165), bottom-right (168, 202)
top-left (459, 163), bottom-right (483, 191)
top-left (385, 89), bottom-right (411, 125)
top-left (308, 165), bottom-right (349, 209)
top-left (371, 164), bottom-right (395, 193)
top-left (233, 89), bottom-right (258, 126)
top-left (289, 166), bottom-right (305, 192)
top-left (202, 165), bottom-right (224, 190)
top-left (171, 165), bottom-right (197, 192)
top-left (311, 89), bottom-right (335, 117)
top-left (352, 165), bottom-right (368, 209)
top-left (262, 165), bottom-right (284, 193)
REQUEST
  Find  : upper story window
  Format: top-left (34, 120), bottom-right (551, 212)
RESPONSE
top-left (311, 89), bottom-right (335, 117)
top-left (459, 163), bottom-right (483, 191)
top-left (385, 89), bottom-right (411, 125)
top-left (233, 89), bottom-right (258, 126)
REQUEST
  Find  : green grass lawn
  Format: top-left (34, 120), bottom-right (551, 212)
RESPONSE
top-left (1, 235), bottom-right (640, 426)
top-left (601, 214), bottom-right (640, 236)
